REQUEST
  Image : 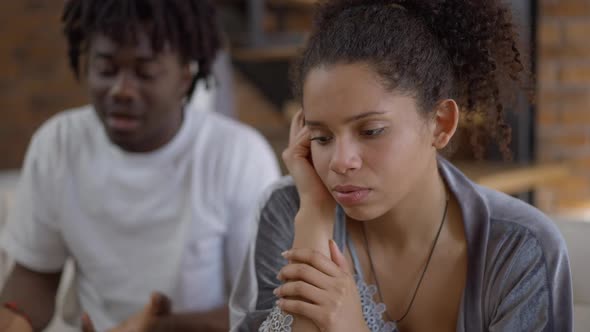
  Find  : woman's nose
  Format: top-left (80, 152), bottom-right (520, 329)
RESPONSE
top-left (329, 139), bottom-right (362, 175)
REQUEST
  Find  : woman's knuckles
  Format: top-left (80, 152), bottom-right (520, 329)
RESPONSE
top-left (281, 264), bottom-right (309, 279)
top-left (294, 264), bottom-right (312, 277)
top-left (280, 281), bottom-right (302, 296)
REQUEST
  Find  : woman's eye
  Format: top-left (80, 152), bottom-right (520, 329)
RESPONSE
top-left (361, 128), bottom-right (386, 137)
top-left (310, 136), bottom-right (333, 145)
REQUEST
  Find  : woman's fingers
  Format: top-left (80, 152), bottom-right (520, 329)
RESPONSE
top-left (288, 109), bottom-right (305, 146)
top-left (281, 248), bottom-right (343, 278)
top-left (284, 109), bottom-right (312, 165)
top-left (329, 239), bottom-right (353, 274)
top-left (278, 263), bottom-right (333, 290)
top-left (274, 280), bottom-right (328, 305)
top-left (277, 298), bottom-right (322, 324)
top-left (283, 125), bottom-right (311, 163)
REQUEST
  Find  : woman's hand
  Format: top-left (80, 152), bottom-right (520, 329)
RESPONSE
top-left (82, 292), bottom-right (171, 332)
top-left (274, 240), bottom-right (369, 332)
top-left (282, 110), bottom-right (336, 218)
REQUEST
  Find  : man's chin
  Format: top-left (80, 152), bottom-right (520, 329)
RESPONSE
top-left (105, 129), bottom-right (144, 152)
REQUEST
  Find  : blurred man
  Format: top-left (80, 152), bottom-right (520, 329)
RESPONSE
top-left (0, 1), bottom-right (280, 331)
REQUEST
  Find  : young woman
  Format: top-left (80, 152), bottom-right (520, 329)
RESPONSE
top-left (230, 0), bottom-right (573, 331)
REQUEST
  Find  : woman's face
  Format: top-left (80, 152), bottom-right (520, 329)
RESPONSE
top-left (303, 63), bottom-right (438, 221)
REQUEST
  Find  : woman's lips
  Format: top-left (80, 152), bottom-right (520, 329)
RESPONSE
top-left (332, 185), bottom-right (371, 206)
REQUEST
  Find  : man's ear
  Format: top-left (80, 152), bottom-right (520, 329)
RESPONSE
top-left (180, 61), bottom-right (197, 99)
top-left (431, 99), bottom-right (459, 150)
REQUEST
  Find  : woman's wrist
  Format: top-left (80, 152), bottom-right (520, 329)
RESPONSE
top-left (295, 209), bottom-right (334, 232)
top-left (296, 201), bottom-right (336, 223)
top-left (293, 209), bottom-right (335, 256)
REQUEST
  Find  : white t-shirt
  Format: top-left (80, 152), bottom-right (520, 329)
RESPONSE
top-left (0, 105), bottom-right (280, 330)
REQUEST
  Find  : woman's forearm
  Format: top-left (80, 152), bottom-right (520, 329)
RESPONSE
top-left (292, 209), bottom-right (334, 254)
top-left (288, 210), bottom-right (334, 332)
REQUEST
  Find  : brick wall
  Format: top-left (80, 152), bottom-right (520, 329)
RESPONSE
top-left (0, 2), bottom-right (87, 170)
top-left (3, 1), bottom-right (590, 213)
top-left (537, 0), bottom-right (590, 212)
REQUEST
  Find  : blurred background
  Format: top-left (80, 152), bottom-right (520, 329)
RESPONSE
top-left (2, 0), bottom-right (590, 216)
top-left (0, 0), bottom-right (590, 330)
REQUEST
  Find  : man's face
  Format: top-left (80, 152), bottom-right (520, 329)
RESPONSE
top-left (86, 30), bottom-right (191, 152)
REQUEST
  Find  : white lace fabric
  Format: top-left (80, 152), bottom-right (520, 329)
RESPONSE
top-left (258, 276), bottom-right (397, 332)
top-left (356, 275), bottom-right (397, 332)
top-left (259, 306), bottom-right (294, 332)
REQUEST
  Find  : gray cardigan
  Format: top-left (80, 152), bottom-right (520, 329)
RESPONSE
top-left (230, 158), bottom-right (573, 331)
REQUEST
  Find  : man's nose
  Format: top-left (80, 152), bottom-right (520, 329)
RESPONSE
top-left (110, 72), bottom-right (138, 103)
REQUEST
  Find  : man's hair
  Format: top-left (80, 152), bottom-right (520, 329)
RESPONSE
top-left (292, 0), bottom-right (531, 159)
top-left (62, 0), bottom-right (221, 98)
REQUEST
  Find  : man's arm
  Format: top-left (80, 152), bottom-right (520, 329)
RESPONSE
top-left (83, 293), bottom-right (229, 332)
top-left (0, 263), bottom-right (61, 331)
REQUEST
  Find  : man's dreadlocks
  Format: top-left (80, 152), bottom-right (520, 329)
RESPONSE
top-left (62, 0), bottom-right (221, 97)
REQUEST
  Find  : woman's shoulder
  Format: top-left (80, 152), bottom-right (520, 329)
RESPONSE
top-left (439, 158), bottom-right (565, 260)
top-left (479, 185), bottom-right (565, 257)
top-left (441, 158), bottom-right (567, 281)
top-left (256, 176), bottom-right (300, 233)
top-left (476, 187), bottom-right (573, 330)
top-left (476, 186), bottom-right (570, 309)
top-left (253, 177), bottom-right (299, 275)
top-left (259, 176), bottom-right (300, 213)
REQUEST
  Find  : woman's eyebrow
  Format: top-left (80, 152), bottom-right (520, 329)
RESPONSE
top-left (304, 110), bottom-right (388, 127)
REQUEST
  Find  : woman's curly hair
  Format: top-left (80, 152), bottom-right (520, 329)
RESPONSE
top-left (62, 0), bottom-right (221, 98)
top-left (292, 0), bottom-right (530, 159)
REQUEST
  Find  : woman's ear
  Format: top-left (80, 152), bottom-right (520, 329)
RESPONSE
top-left (431, 99), bottom-right (459, 149)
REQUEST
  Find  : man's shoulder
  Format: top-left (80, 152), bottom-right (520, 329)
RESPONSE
top-left (29, 105), bottom-right (99, 158)
top-left (34, 105), bottom-right (97, 144)
top-left (183, 111), bottom-right (280, 191)
top-left (187, 111), bottom-right (278, 176)
top-left (193, 111), bottom-right (271, 150)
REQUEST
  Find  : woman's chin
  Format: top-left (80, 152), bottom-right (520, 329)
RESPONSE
top-left (341, 205), bottom-right (385, 222)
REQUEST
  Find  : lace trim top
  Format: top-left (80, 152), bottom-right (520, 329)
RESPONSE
top-left (356, 275), bottom-right (397, 332)
top-left (258, 275), bottom-right (397, 332)
top-left (259, 306), bottom-right (294, 332)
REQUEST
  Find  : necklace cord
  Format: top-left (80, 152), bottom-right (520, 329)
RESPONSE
top-left (361, 194), bottom-right (449, 323)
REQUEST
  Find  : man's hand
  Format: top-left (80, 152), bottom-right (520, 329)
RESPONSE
top-left (0, 308), bottom-right (33, 332)
top-left (82, 292), bottom-right (172, 332)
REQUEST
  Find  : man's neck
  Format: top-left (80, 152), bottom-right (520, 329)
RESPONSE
top-left (121, 105), bottom-right (185, 153)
